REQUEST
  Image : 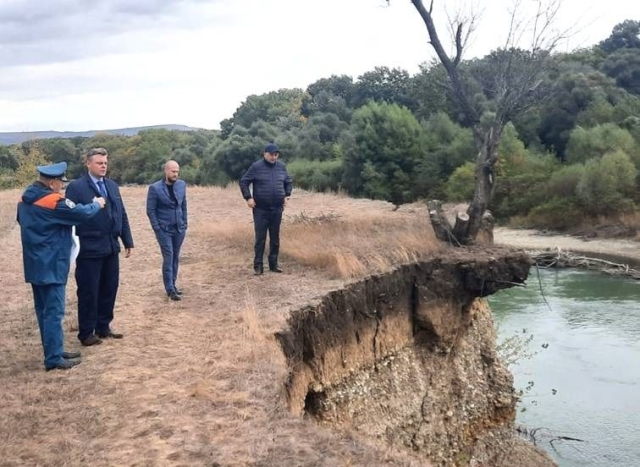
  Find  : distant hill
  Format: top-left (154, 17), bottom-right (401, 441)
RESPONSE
top-left (0, 124), bottom-right (203, 145)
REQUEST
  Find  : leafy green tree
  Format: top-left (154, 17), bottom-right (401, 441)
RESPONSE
top-left (565, 123), bottom-right (638, 165)
top-left (210, 134), bottom-right (264, 182)
top-left (351, 66), bottom-right (417, 111)
top-left (445, 162), bottom-right (475, 201)
top-left (407, 61), bottom-right (455, 121)
top-left (14, 142), bottom-right (49, 187)
top-left (492, 126), bottom-right (559, 220)
top-left (295, 113), bottom-right (349, 161)
top-left (537, 66), bottom-right (617, 159)
top-left (287, 158), bottom-right (343, 192)
top-left (577, 150), bottom-right (637, 215)
top-left (302, 75), bottom-right (355, 119)
top-left (599, 20), bottom-right (640, 54)
top-left (343, 102), bottom-right (425, 205)
top-left (601, 48), bottom-right (640, 95)
top-left (0, 145), bottom-right (19, 170)
top-left (414, 112), bottom-right (475, 198)
top-left (229, 89), bottom-right (305, 133)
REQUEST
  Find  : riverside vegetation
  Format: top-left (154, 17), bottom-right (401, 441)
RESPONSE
top-left (3, 20), bottom-right (640, 236)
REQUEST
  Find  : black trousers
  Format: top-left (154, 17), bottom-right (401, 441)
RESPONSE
top-left (253, 207), bottom-right (283, 270)
top-left (75, 253), bottom-right (119, 341)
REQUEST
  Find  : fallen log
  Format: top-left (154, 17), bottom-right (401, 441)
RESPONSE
top-left (527, 247), bottom-right (640, 280)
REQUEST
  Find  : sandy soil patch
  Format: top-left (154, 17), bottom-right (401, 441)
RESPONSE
top-left (494, 227), bottom-right (640, 266)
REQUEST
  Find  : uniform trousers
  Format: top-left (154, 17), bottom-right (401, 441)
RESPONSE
top-left (31, 284), bottom-right (66, 369)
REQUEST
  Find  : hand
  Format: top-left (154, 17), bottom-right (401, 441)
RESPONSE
top-left (247, 198), bottom-right (256, 209)
top-left (93, 197), bottom-right (106, 209)
top-left (124, 248), bottom-right (132, 258)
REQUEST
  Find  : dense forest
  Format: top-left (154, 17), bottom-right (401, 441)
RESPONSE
top-left (2, 20), bottom-right (640, 230)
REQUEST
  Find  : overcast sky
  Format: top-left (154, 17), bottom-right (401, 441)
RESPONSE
top-left (1, 0), bottom-right (638, 133)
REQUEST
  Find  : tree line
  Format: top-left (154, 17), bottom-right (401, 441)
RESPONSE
top-left (2, 20), bottom-right (640, 231)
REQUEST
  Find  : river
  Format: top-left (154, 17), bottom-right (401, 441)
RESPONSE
top-left (489, 268), bottom-right (640, 467)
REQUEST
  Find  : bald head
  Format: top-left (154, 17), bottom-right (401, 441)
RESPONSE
top-left (164, 160), bottom-right (180, 184)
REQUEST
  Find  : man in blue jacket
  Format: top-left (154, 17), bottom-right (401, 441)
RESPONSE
top-left (65, 148), bottom-right (134, 346)
top-left (17, 162), bottom-right (106, 371)
top-left (146, 160), bottom-right (188, 301)
top-left (240, 143), bottom-right (292, 275)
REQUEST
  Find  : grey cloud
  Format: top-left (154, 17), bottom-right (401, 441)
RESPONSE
top-left (0, 0), bottom-right (219, 65)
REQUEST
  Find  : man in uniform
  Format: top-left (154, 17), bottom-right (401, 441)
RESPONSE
top-left (17, 162), bottom-right (106, 371)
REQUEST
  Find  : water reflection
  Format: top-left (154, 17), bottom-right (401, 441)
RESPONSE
top-left (489, 268), bottom-right (640, 467)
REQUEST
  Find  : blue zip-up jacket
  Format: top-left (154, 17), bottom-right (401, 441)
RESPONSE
top-left (17, 182), bottom-right (102, 285)
top-left (239, 159), bottom-right (292, 209)
top-left (65, 174), bottom-right (134, 258)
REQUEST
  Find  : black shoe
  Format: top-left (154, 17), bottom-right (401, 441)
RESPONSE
top-left (254, 266), bottom-right (264, 276)
top-left (80, 334), bottom-right (103, 346)
top-left (269, 266), bottom-right (283, 273)
top-left (97, 330), bottom-right (124, 339)
top-left (168, 291), bottom-right (182, 301)
top-left (62, 351), bottom-right (81, 359)
top-left (174, 287), bottom-right (183, 295)
top-left (46, 358), bottom-right (81, 371)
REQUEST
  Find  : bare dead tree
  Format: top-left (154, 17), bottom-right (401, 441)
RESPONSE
top-left (405, 0), bottom-right (571, 244)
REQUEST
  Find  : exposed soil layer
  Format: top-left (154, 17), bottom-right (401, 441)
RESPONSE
top-left (278, 247), bottom-right (555, 467)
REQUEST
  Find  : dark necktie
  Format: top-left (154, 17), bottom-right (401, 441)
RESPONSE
top-left (97, 180), bottom-right (108, 199)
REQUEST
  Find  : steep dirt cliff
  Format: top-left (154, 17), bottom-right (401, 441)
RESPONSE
top-left (277, 246), bottom-right (556, 467)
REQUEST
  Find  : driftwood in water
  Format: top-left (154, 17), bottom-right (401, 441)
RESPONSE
top-left (528, 247), bottom-right (640, 280)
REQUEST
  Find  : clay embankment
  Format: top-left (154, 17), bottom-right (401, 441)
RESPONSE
top-left (277, 246), bottom-right (555, 467)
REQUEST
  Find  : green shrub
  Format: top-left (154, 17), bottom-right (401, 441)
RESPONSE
top-left (525, 198), bottom-right (585, 230)
top-left (287, 158), bottom-right (343, 192)
top-left (445, 162), bottom-right (475, 201)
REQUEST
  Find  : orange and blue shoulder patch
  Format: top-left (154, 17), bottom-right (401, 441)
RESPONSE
top-left (33, 193), bottom-right (63, 210)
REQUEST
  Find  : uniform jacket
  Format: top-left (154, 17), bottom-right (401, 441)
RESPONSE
top-left (17, 182), bottom-right (101, 285)
top-left (146, 179), bottom-right (188, 233)
top-left (65, 174), bottom-right (134, 258)
top-left (239, 159), bottom-right (292, 209)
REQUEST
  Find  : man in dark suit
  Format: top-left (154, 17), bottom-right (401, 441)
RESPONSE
top-left (240, 143), bottom-right (292, 275)
top-left (146, 160), bottom-right (188, 301)
top-left (65, 148), bottom-right (134, 346)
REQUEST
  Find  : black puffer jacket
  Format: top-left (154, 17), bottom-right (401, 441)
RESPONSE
top-left (240, 159), bottom-right (292, 209)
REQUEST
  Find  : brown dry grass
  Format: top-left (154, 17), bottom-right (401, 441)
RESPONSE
top-left (0, 184), bottom-right (441, 467)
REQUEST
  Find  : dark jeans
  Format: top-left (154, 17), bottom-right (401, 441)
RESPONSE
top-left (75, 254), bottom-right (119, 341)
top-left (154, 229), bottom-right (186, 294)
top-left (32, 284), bottom-right (66, 369)
top-left (253, 207), bottom-right (283, 270)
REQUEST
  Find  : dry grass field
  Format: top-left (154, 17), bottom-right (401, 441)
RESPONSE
top-left (0, 184), bottom-right (444, 467)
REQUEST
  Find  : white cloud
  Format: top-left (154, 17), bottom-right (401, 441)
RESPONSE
top-left (0, 0), bottom-right (638, 132)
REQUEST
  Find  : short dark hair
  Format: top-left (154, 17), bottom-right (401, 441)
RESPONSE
top-left (86, 147), bottom-right (108, 159)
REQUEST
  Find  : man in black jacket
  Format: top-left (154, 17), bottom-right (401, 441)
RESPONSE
top-left (240, 143), bottom-right (292, 275)
top-left (65, 148), bottom-right (134, 346)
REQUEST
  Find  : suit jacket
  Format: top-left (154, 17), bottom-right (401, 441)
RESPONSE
top-left (146, 179), bottom-right (188, 234)
top-left (65, 174), bottom-right (134, 258)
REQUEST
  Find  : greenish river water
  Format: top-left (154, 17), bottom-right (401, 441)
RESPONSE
top-left (489, 268), bottom-right (640, 467)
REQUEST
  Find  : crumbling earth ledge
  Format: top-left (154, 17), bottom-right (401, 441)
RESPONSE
top-left (276, 246), bottom-right (556, 467)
